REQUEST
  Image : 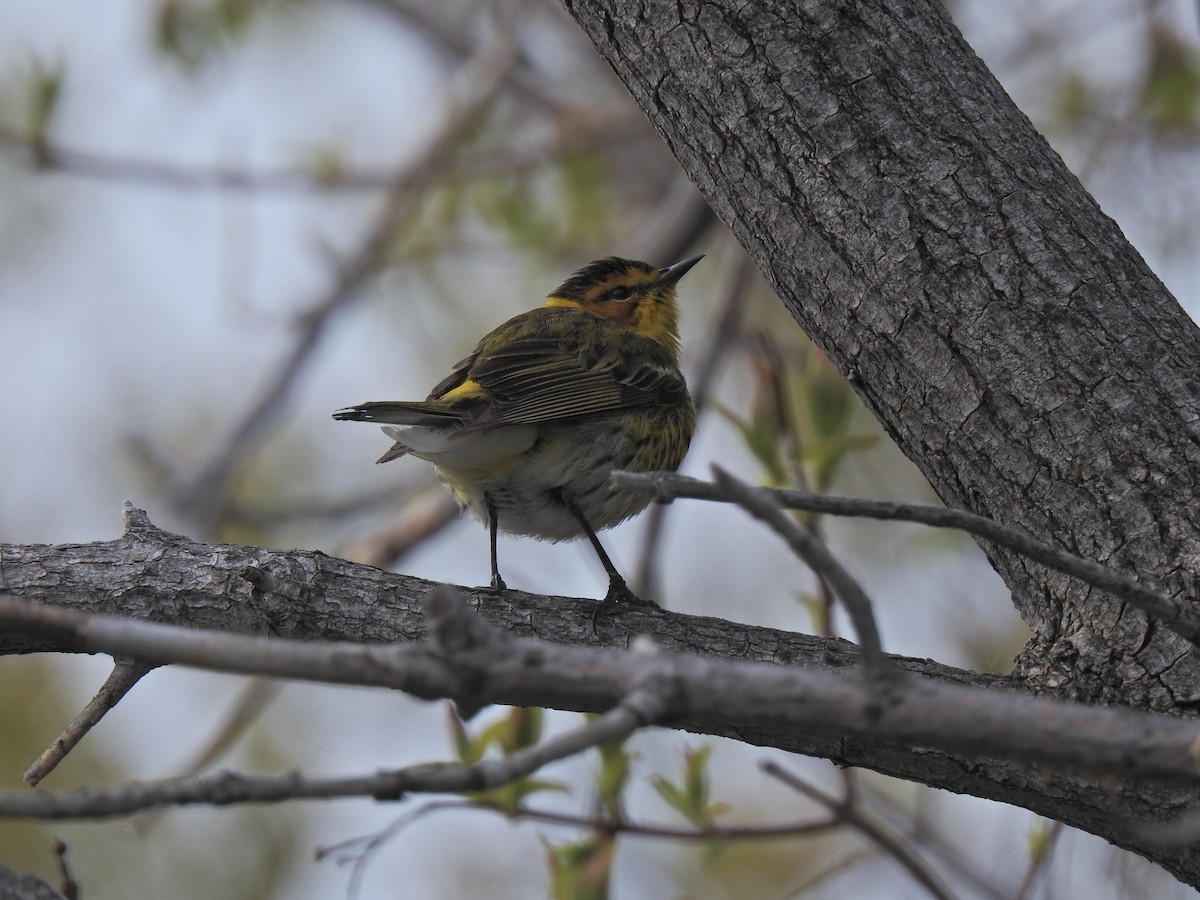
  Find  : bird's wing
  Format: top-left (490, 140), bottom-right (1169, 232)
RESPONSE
top-left (455, 320), bottom-right (688, 434)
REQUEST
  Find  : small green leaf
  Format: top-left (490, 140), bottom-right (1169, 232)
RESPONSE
top-left (1141, 26), bottom-right (1200, 132)
top-left (802, 367), bottom-right (858, 441)
top-left (683, 746), bottom-right (712, 807)
top-left (546, 835), bottom-right (613, 900)
top-left (652, 745), bottom-right (727, 830)
top-left (559, 152), bottom-right (610, 244)
top-left (470, 776), bottom-right (567, 817)
top-left (801, 433), bottom-right (880, 492)
top-left (708, 398), bottom-right (788, 487)
top-left (499, 707), bottom-right (543, 754)
top-left (300, 145), bottom-right (346, 186)
top-left (154, 0), bottom-right (261, 70)
top-left (651, 776), bottom-right (689, 818)
top-left (445, 705), bottom-right (476, 764)
top-left (594, 738), bottom-right (632, 819)
top-left (24, 57), bottom-right (64, 163)
top-left (1056, 73), bottom-right (1092, 127)
top-left (472, 716), bottom-right (514, 754)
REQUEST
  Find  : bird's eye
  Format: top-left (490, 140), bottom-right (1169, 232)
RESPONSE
top-left (607, 286), bottom-right (632, 302)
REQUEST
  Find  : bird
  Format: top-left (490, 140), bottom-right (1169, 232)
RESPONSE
top-left (333, 254), bottom-right (702, 606)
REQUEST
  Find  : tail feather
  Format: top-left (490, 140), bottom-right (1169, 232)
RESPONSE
top-left (333, 401), bottom-right (466, 427)
top-left (376, 442), bottom-right (411, 464)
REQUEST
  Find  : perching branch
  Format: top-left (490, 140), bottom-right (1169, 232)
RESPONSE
top-left (4, 505), bottom-right (1200, 881)
top-left (3, 588), bottom-right (1200, 788)
top-left (0, 596), bottom-right (670, 820)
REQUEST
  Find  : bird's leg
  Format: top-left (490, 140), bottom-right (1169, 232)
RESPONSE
top-left (487, 498), bottom-right (507, 592)
top-left (562, 496), bottom-right (658, 608)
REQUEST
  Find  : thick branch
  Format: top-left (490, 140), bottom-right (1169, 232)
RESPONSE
top-left (0, 595), bottom-right (673, 819)
top-left (4, 592), bottom-right (1200, 788)
top-left (2, 507), bottom-right (1200, 881)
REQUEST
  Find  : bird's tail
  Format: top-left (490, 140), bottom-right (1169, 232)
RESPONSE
top-left (332, 401), bottom-right (467, 427)
top-left (334, 401), bottom-right (469, 464)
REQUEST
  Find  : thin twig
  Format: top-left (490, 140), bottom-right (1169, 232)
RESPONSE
top-left (23, 658), bottom-right (155, 786)
top-left (849, 780), bottom-right (1010, 900)
top-left (327, 794), bottom-right (859, 855)
top-left (709, 466), bottom-right (887, 670)
top-left (0, 114), bottom-right (647, 196)
top-left (52, 838), bottom-right (78, 900)
top-left (612, 471), bottom-right (1200, 647)
top-left (0, 678), bottom-right (671, 821)
top-left (762, 761), bottom-right (954, 900)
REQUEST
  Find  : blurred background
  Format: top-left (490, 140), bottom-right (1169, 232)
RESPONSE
top-left (0, 0), bottom-right (1197, 897)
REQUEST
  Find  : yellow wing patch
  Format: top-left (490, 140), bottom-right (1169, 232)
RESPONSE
top-left (437, 378), bottom-right (490, 402)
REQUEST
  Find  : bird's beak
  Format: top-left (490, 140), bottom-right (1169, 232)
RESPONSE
top-left (657, 255), bottom-right (704, 286)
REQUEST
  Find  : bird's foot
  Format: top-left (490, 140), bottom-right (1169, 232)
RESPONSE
top-left (489, 573), bottom-right (508, 593)
top-left (591, 577), bottom-right (657, 635)
top-left (602, 576), bottom-right (658, 608)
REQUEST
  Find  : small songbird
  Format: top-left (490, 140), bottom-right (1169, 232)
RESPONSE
top-left (334, 255), bottom-right (701, 605)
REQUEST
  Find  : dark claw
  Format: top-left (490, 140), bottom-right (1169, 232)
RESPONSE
top-left (603, 575), bottom-right (658, 608)
top-left (590, 579), bottom-right (659, 635)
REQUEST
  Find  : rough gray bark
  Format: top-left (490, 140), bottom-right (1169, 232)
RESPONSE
top-left (557, 0), bottom-right (1200, 707)
top-left (552, 0), bottom-right (1200, 882)
top-left (3, 509), bottom-right (1200, 882)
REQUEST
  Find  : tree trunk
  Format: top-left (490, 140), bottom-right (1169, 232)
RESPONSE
top-left (558, 0), bottom-right (1200, 702)
top-left (558, 0), bottom-right (1200, 880)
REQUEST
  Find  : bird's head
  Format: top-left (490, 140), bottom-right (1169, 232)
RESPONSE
top-left (545, 255), bottom-right (703, 361)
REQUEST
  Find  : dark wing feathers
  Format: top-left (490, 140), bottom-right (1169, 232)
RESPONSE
top-left (426, 350), bottom-right (478, 400)
top-left (450, 315), bottom-right (687, 434)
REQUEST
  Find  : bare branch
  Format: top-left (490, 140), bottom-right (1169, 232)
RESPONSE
top-left (763, 762), bottom-right (953, 900)
top-left (709, 466), bottom-right (886, 669)
top-left (0, 122), bottom-right (394, 193)
top-left (2, 592), bottom-right (1200, 789)
top-left (0, 602), bottom-right (671, 821)
top-left (23, 658), bottom-right (155, 787)
top-left (0, 113), bottom-right (649, 196)
top-left (613, 471), bottom-right (1200, 647)
top-left (2, 505), bottom-right (1199, 877)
